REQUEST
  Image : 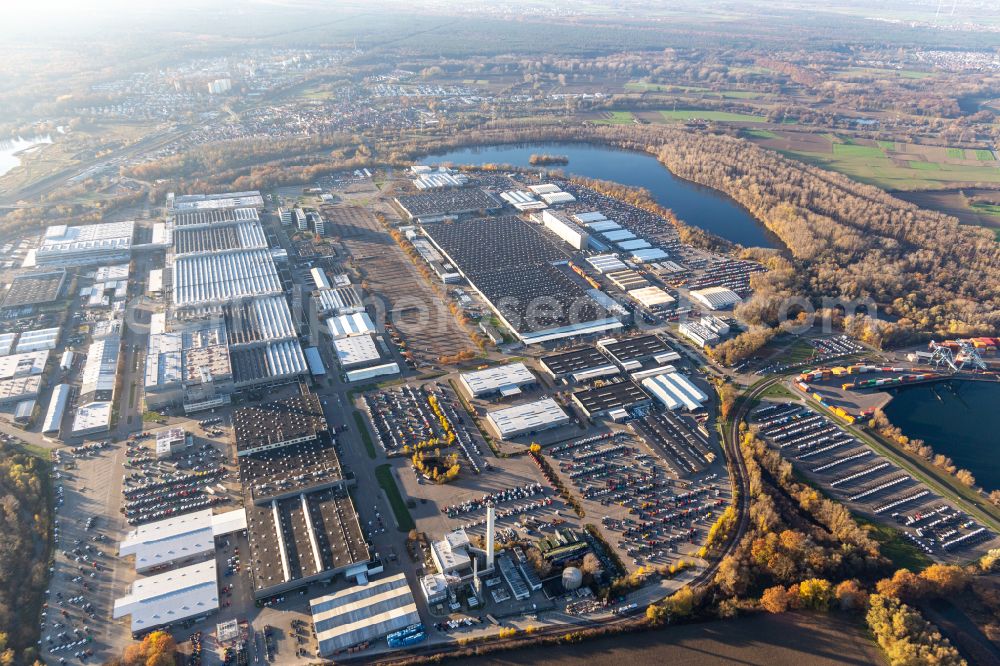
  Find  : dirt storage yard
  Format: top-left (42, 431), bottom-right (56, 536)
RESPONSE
top-left (329, 203), bottom-right (477, 366)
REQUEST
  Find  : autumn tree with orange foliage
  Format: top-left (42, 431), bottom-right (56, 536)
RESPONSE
top-left (108, 631), bottom-right (179, 666)
top-left (760, 585), bottom-right (792, 613)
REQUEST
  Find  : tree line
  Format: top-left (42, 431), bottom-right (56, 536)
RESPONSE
top-left (0, 442), bottom-right (53, 666)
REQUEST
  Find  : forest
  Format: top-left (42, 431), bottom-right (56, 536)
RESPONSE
top-left (0, 442), bottom-right (52, 666)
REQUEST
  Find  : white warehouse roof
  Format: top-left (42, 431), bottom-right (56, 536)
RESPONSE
top-left (345, 362), bottom-right (399, 383)
top-left (326, 312), bottom-right (376, 339)
top-left (586, 219), bottom-right (622, 232)
top-left (627, 286), bottom-right (676, 309)
top-left (81, 335), bottom-right (120, 397)
top-left (630, 248), bottom-right (670, 263)
top-left (113, 560), bottom-right (220, 633)
top-left (459, 362), bottom-right (535, 397)
top-left (311, 573), bottom-right (420, 657)
top-left (120, 508), bottom-right (247, 573)
top-left (42, 383), bottom-right (71, 434)
top-left (0, 349), bottom-right (49, 380)
top-left (173, 249), bottom-right (282, 307)
top-left (37, 221), bottom-right (134, 262)
top-left (527, 184), bottom-right (561, 194)
top-left (264, 340), bottom-right (308, 378)
top-left (690, 286), bottom-right (742, 310)
top-left (602, 229), bottom-right (637, 242)
top-left (586, 255), bottom-right (628, 274)
top-left (572, 211), bottom-right (607, 224)
top-left (541, 191), bottom-right (576, 205)
top-left (0, 333), bottom-right (15, 356)
top-left (616, 238), bottom-right (652, 251)
top-left (15, 327), bottom-right (60, 353)
top-left (332, 335), bottom-right (381, 368)
top-left (72, 401), bottom-right (113, 435)
top-left (641, 371), bottom-right (709, 411)
top-left (487, 398), bottom-right (570, 439)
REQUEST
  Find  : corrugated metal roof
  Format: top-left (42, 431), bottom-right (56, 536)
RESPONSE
top-left (42, 384), bottom-right (71, 433)
top-left (113, 560), bottom-right (219, 632)
top-left (173, 249), bottom-right (282, 306)
top-left (326, 312), bottom-right (376, 339)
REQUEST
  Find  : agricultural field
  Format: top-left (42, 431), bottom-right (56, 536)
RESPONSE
top-left (895, 188), bottom-right (1000, 240)
top-left (625, 81), bottom-right (763, 98)
top-left (659, 109), bottom-right (766, 123)
top-left (594, 110), bottom-right (636, 124)
top-left (744, 130), bottom-right (1000, 190)
top-left (830, 66), bottom-right (935, 80)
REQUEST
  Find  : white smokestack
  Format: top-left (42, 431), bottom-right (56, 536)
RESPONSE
top-left (486, 503), bottom-right (496, 571)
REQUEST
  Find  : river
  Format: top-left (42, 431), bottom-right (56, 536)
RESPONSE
top-left (0, 135), bottom-right (53, 178)
top-left (422, 142), bottom-right (778, 248)
top-left (882, 380), bottom-right (1000, 492)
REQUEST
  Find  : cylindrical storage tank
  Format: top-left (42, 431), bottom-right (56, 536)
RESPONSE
top-left (562, 566), bottom-right (583, 591)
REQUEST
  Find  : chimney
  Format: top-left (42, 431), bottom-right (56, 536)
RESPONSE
top-left (486, 503), bottom-right (495, 571)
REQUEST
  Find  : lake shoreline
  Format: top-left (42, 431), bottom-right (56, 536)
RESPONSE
top-left (419, 141), bottom-right (781, 249)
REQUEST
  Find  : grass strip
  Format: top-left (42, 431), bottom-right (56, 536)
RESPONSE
top-left (353, 410), bottom-right (378, 459)
top-left (375, 464), bottom-right (415, 532)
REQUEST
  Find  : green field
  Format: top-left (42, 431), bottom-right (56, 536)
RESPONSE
top-left (782, 144), bottom-right (1000, 190)
top-left (971, 201), bottom-right (1000, 216)
top-left (976, 149), bottom-right (996, 161)
top-left (832, 142), bottom-right (885, 158)
top-left (626, 81), bottom-right (709, 92)
top-left (857, 517), bottom-right (933, 571)
top-left (595, 110), bottom-right (636, 124)
top-left (719, 90), bottom-right (764, 99)
top-left (743, 128), bottom-right (778, 139)
top-left (353, 410), bottom-right (378, 459)
top-left (660, 109), bottom-right (766, 123)
top-left (833, 67), bottom-right (933, 80)
top-left (947, 147), bottom-right (965, 159)
top-left (761, 383), bottom-right (796, 400)
top-left (375, 464), bottom-right (415, 532)
top-left (877, 140), bottom-right (896, 151)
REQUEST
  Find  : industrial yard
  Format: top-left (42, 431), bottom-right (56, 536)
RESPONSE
top-left (0, 156), bottom-right (994, 666)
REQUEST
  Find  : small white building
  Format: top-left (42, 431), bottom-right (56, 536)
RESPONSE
top-left (678, 321), bottom-right (720, 348)
top-left (155, 428), bottom-right (190, 459)
top-left (627, 286), bottom-right (676, 309)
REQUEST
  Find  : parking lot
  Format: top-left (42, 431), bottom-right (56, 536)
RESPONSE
top-left (361, 381), bottom-right (489, 474)
top-left (43, 442), bottom-right (134, 664)
top-left (753, 402), bottom-right (999, 561)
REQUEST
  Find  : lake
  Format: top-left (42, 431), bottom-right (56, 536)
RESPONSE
top-left (883, 380), bottom-right (1000, 491)
top-left (0, 135), bottom-right (53, 178)
top-left (422, 142), bottom-right (778, 248)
